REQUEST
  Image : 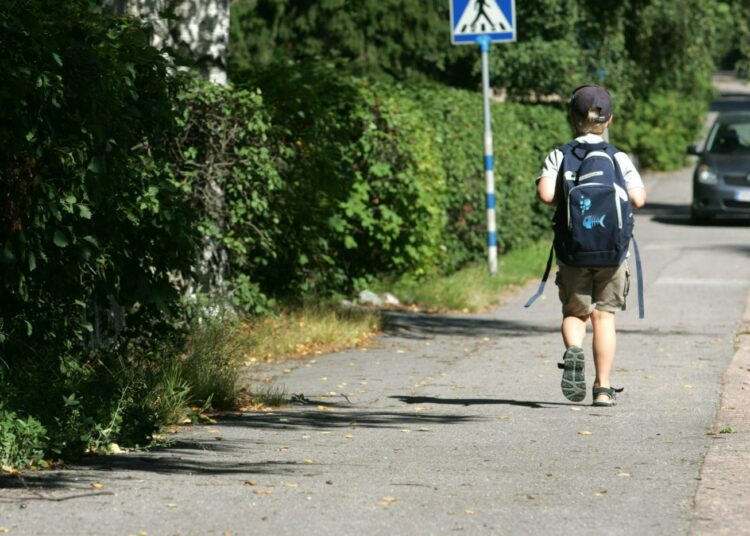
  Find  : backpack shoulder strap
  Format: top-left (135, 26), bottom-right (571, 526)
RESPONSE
top-left (632, 236), bottom-right (645, 319)
top-left (524, 245), bottom-right (555, 308)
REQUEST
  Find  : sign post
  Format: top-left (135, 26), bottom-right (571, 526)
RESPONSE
top-left (450, 0), bottom-right (516, 275)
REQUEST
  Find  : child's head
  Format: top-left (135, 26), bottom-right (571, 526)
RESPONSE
top-left (569, 84), bottom-right (612, 135)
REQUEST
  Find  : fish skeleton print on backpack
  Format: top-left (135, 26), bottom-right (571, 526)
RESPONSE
top-left (525, 140), bottom-right (644, 318)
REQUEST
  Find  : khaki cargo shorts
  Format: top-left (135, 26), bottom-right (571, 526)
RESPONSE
top-left (555, 262), bottom-right (630, 317)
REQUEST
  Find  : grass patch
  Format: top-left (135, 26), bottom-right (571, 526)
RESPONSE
top-left (237, 385), bottom-right (288, 409)
top-left (374, 241), bottom-right (550, 312)
top-left (241, 304), bottom-right (382, 363)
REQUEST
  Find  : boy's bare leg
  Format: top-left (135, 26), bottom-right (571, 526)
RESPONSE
top-left (590, 309), bottom-right (616, 400)
top-left (561, 315), bottom-right (588, 348)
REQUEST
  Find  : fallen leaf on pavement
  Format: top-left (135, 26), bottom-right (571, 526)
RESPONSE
top-left (578, 430), bottom-right (592, 436)
top-left (595, 490), bottom-right (607, 496)
top-left (91, 482), bottom-right (104, 489)
top-left (376, 496), bottom-right (397, 507)
top-left (253, 490), bottom-right (273, 495)
top-left (316, 405), bottom-right (336, 412)
top-left (570, 407), bottom-right (582, 412)
top-left (283, 483), bottom-right (299, 489)
top-left (499, 416), bottom-right (512, 420)
top-left (167, 503), bottom-right (178, 509)
top-left (243, 481), bottom-right (257, 486)
top-left (465, 509), bottom-right (476, 515)
top-left (303, 459), bottom-right (315, 464)
top-left (618, 472), bottom-right (631, 478)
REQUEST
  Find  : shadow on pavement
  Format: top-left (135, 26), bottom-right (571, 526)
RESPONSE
top-left (644, 201), bottom-right (750, 227)
top-left (0, 407), bottom-right (482, 492)
top-left (391, 395), bottom-right (579, 409)
top-left (382, 311), bottom-right (718, 339)
top-left (216, 409), bottom-right (480, 431)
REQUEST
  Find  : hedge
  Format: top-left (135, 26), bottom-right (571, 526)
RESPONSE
top-left (230, 61), bottom-right (570, 297)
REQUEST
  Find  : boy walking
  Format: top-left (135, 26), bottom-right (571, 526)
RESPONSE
top-left (535, 85), bottom-right (646, 406)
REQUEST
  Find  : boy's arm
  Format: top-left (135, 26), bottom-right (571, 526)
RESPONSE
top-left (536, 176), bottom-right (557, 205)
top-left (536, 149), bottom-right (562, 206)
top-left (628, 186), bottom-right (646, 208)
top-left (615, 152), bottom-right (647, 208)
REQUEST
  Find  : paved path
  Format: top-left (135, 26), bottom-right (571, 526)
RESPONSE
top-left (3, 113), bottom-right (750, 536)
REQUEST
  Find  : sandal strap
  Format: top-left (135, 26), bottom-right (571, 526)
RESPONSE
top-left (592, 386), bottom-right (624, 397)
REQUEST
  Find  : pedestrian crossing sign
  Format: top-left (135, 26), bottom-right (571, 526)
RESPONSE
top-left (450, 0), bottom-right (516, 44)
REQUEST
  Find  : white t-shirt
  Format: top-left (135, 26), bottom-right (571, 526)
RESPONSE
top-left (536, 133), bottom-right (644, 190)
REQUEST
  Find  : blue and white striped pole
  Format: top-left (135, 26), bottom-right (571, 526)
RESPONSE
top-left (478, 35), bottom-right (497, 275)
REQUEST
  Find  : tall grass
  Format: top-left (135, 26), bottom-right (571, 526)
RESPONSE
top-left (374, 241), bottom-right (550, 312)
top-left (242, 304), bottom-right (381, 362)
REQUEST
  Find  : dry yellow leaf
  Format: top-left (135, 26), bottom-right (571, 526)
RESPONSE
top-left (465, 509), bottom-right (476, 515)
top-left (1, 465), bottom-right (20, 475)
top-left (91, 482), bottom-right (104, 489)
top-left (684, 384), bottom-right (693, 389)
top-left (0, 528), bottom-right (9, 534)
top-left (618, 472), bottom-right (631, 478)
top-left (595, 490), bottom-right (608, 496)
top-left (578, 430), bottom-right (592, 436)
top-left (283, 483), bottom-right (299, 489)
top-left (167, 503), bottom-right (178, 509)
top-left (282, 368), bottom-right (292, 374)
top-left (253, 490), bottom-right (273, 495)
top-left (303, 459), bottom-right (315, 464)
top-left (243, 481), bottom-right (257, 486)
top-left (316, 405), bottom-right (336, 412)
top-left (376, 496), bottom-right (397, 507)
top-left (343, 434), bottom-right (353, 439)
top-left (570, 407), bottom-right (582, 412)
top-left (499, 416), bottom-right (512, 420)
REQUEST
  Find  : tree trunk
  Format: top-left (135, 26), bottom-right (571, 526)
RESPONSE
top-left (103, 0), bottom-right (229, 84)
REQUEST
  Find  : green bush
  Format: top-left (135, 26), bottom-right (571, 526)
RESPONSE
top-left (0, 0), bottom-right (195, 461)
top-left (231, 62), bottom-right (570, 287)
top-left (0, 408), bottom-right (47, 468)
top-left (233, 61), bottom-right (453, 294)
top-left (616, 91), bottom-right (706, 170)
top-left (165, 77), bottom-right (282, 314)
top-left (388, 83), bottom-right (569, 270)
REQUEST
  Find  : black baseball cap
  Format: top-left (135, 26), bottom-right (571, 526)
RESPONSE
top-left (570, 84), bottom-right (612, 123)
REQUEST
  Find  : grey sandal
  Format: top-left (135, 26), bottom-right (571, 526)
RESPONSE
top-left (557, 346), bottom-right (586, 402)
top-left (592, 386), bottom-right (624, 407)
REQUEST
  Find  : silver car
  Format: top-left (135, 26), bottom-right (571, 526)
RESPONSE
top-left (688, 111), bottom-right (750, 223)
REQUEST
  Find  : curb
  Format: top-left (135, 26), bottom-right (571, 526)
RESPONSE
top-left (691, 290), bottom-right (750, 535)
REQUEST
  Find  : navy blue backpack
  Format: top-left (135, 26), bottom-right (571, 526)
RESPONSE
top-left (525, 141), bottom-right (644, 318)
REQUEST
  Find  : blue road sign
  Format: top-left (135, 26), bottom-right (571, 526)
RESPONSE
top-left (450, 0), bottom-right (516, 44)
